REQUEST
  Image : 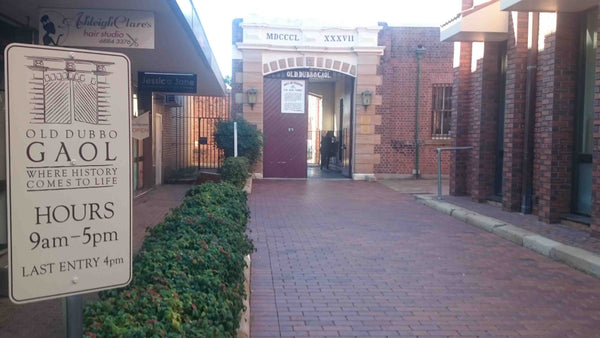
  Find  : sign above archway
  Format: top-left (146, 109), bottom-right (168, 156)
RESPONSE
top-left (265, 68), bottom-right (333, 80)
top-left (239, 23), bottom-right (382, 50)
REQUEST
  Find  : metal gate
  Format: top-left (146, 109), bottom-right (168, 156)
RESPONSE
top-left (170, 95), bottom-right (230, 171)
top-left (197, 116), bottom-right (223, 169)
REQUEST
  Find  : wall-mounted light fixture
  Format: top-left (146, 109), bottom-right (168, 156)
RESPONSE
top-left (247, 88), bottom-right (257, 109)
top-left (361, 90), bottom-right (372, 108)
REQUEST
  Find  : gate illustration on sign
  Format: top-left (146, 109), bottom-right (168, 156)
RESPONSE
top-left (27, 56), bottom-right (113, 125)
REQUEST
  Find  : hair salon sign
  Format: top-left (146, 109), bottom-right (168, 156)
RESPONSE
top-left (39, 8), bottom-right (154, 49)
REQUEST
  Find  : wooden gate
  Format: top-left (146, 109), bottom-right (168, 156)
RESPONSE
top-left (263, 78), bottom-right (308, 178)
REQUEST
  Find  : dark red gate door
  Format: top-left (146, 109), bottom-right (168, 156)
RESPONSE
top-left (263, 78), bottom-right (307, 178)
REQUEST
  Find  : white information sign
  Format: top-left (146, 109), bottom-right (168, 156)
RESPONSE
top-left (39, 8), bottom-right (154, 49)
top-left (132, 113), bottom-right (150, 140)
top-left (4, 44), bottom-right (132, 303)
top-left (281, 80), bottom-right (305, 114)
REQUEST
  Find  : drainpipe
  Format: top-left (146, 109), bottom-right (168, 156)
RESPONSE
top-left (415, 45), bottom-right (426, 179)
top-left (521, 13), bottom-right (539, 214)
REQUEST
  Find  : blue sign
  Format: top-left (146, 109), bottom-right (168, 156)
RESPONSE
top-left (138, 72), bottom-right (197, 93)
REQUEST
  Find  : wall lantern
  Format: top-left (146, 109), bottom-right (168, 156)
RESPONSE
top-left (361, 90), bottom-right (372, 108)
top-left (247, 88), bottom-right (257, 109)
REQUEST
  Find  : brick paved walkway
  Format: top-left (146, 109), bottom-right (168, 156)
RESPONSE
top-left (0, 184), bottom-right (190, 337)
top-left (249, 180), bottom-right (600, 337)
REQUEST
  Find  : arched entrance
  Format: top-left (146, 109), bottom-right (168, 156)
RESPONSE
top-left (262, 68), bottom-right (355, 179)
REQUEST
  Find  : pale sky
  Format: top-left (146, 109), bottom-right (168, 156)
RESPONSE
top-left (195, 0), bottom-right (463, 78)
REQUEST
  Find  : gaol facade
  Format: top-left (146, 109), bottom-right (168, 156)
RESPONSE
top-left (442, 0), bottom-right (600, 233)
top-left (231, 19), bottom-right (454, 180)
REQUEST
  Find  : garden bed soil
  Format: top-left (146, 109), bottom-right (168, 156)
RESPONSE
top-left (196, 171), bottom-right (222, 185)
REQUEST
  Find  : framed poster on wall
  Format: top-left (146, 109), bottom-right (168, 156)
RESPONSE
top-left (281, 80), bottom-right (305, 114)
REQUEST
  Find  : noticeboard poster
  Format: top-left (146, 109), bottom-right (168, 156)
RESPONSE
top-left (281, 80), bottom-right (305, 114)
top-left (4, 44), bottom-right (132, 303)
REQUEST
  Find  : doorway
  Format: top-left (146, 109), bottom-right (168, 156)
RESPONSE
top-left (307, 93), bottom-right (323, 166)
top-left (573, 10), bottom-right (596, 216)
top-left (262, 69), bottom-right (354, 179)
top-left (306, 75), bottom-right (353, 179)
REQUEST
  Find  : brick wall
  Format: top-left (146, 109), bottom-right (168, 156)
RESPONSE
top-left (375, 26), bottom-right (453, 176)
top-left (451, 0), bottom-right (600, 229)
top-left (161, 99), bottom-right (177, 175)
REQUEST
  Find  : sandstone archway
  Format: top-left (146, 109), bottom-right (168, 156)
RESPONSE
top-left (263, 56), bottom-right (356, 77)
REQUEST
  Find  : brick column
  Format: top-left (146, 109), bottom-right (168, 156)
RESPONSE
top-left (502, 12), bottom-right (528, 211)
top-left (354, 53), bottom-right (383, 179)
top-left (242, 50), bottom-right (264, 176)
top-left (449, 0), bottom-right (475, 195)
top-left (535, 13), bottom-right (578, 223)
top-left (593, 9), bottom-right (600, 233)
top-left (471, 42), bottom-right (500, 202)
top-left (450, 41), bottom-right (472, 196)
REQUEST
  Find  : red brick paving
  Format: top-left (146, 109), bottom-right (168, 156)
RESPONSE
top-left (249, 180), bottom-right (600, 337)
top-left (0, 184), bottom-right (190, 337)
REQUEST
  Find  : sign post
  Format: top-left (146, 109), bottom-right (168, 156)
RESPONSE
top-left (4, 43), bottom-right (132, 304)
top-left (234, 122), bottom-right (238, 158)
top-left (64, 295), bottom-right (83, 337)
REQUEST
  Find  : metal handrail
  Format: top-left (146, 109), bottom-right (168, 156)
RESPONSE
top-left (436, 146), bottom-right (473, 199)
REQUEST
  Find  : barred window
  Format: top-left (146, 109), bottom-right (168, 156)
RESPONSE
top-left (432, 85), bottom-right (452, 138)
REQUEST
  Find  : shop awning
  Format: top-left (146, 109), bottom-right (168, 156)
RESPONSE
top-left (500, 0), bottom-right (599, 12)
top-left (0, 0), bottom-right (225, 96)
top-left (441, 0), bottom-right (509, 42)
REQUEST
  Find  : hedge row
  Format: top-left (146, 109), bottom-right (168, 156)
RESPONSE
top-left (83, 182), bottom-right (254, 337)
top-left (219, 157), bottom-right (250, 189)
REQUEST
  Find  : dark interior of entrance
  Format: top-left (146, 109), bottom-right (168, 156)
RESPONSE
top-left (306, 75), bottom-right (354, 179)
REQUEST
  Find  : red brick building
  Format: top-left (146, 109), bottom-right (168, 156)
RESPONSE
top-left (232, 20), bottom-right (453, 179)
top-left (377, 26), bottom-right (454, 177)
top-left (443, 0), bottom-right (600, 232)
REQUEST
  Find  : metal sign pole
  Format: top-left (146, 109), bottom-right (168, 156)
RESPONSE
top-left (234, 121), bottom-right (238, 157)
top-left (64, 295), bottom-right (83, 338)
top-left (437, 149), bottom-right (442, 199)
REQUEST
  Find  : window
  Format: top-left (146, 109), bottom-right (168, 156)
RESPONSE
top-left (432, 85), bottom-right (452, 138)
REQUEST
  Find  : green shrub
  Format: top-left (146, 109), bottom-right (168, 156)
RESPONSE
top-left (218, 157), bottom-right (249, 188)
top-left (83, 182), bottom-right (253, 337)
top-left (214, 118), bottom-right (263, 165)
